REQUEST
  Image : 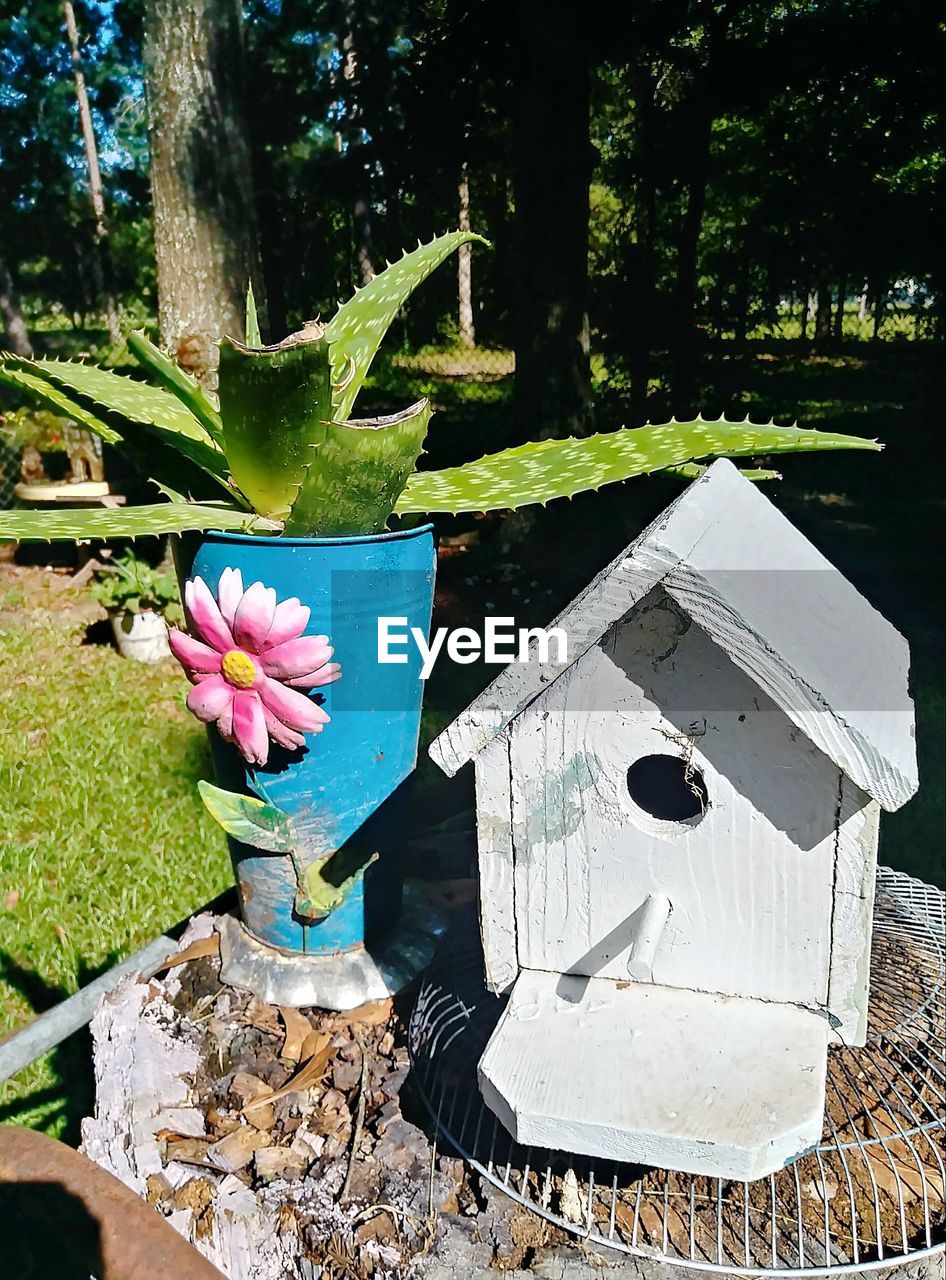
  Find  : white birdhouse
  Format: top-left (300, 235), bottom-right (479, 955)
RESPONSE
top-left (430, 460), bottom-right (918, 1181)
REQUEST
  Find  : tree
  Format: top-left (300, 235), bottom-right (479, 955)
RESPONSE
top-left (457, 166), bottom-right (475, 348)
top-left (142, 0), bottom-right (264, 380)
top-left (511, 0), bottom-right (594, 440)
top-left (0, 255), bottom-right (33, 357)
top-left (63, 0), bottom-right (120, 343)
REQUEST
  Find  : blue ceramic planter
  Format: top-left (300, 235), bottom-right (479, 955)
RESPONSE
top-left (181, 524), bottom-right (436, 957)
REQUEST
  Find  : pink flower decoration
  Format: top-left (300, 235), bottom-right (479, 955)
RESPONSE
top-left (168, 567), bottom-right (341, 766)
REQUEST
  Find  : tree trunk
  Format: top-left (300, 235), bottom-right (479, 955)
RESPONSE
top-left (872, 281), bottom-right (887, 339)
top-left (63, 0), bottom-right (120, 344)
top-left (801, 290), bottom-right (813, 341)
top-left (814, 277), bottom-right (832, 349)
top-left (341, 0), bottom-right (375, 287)
top-left (0, 255), bottom-right (33, 357)
top-left (142, 0), bottom-right (264, 385)
top-left (833, 279), bottom-right (846, 342)
top-left (629, 63), bottom-right (657, 422)
top-left (670, 96), bottom-right (713, 411)
top-left (512, 0), bottom-right (593, 441)
top-left (457, 167), bottom-right (475, 349)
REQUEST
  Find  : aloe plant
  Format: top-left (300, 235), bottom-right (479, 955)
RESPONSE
top-left (0, 230), bottom-right (881, 543)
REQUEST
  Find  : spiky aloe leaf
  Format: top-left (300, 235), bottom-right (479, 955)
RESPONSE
top-left (126, 330), bottom-right (224, 444)
top-left (217, 322), bottom-right (334, 521)
top-left (245, 284), bottom-right (262, 348)
top-left (667, 462), bottom-right (781, 482)
top-left (198, 780), bottom-right (295, 852)
top-left (325, 230), bottom-right (489, 421)
top-left (0, 355), bottom-right (233, 503)
top-left (9, 357), bottom-right (231, 489)
top-left (395, 417), bottom-right (881, 515)
top-left (0, 502), bottom-right (278, 543)
top-left (0, 358), bottom-right (123, 443)
top-left (284, 398), bottom-right (433, 536)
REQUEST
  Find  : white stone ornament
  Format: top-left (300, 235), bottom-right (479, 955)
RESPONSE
top-left (430, 459), bottom-right (918, 1182)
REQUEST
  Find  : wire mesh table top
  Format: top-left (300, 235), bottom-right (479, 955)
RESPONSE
top-left (409, 866), bottom-right (945, 1276)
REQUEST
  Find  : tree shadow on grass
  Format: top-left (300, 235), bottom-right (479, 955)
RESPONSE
top-left (0, 1182), bottom-right (104, 1280)
top-left (0, 950), bottom-right (120, 1146)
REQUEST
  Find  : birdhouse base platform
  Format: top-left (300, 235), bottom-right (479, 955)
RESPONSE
top-left (478, 970), bottom-right (830, 1181)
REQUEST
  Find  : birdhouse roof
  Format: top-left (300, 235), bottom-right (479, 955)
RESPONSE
top-left (430, 459), bottom-right (917, 811)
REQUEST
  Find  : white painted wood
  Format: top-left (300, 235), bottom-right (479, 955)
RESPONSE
top-left (478, 969), bottom-right (830, 1181)
top-left (431, 459), bottom-right (918, 814)
top-left (509, 588), bottom-right (844, 1010)
top-left (827, 778), bottom-right (879, 1046)
top-left (473, 732), bottom-right (519, 993)
top-left (626, 894), bottom-right (672, 981)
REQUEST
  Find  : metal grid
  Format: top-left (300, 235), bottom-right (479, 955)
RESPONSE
top-left (409, 867), bottom-right (945, 1275)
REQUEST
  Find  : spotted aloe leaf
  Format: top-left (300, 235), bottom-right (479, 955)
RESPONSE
top-left (325, 230), bottom-right (489, 421)
top-left (0, 502), bottom-right (277, 543)
top-left (1, 355), bottom-right (230, 487)
top-left (198, 780), bottom-right (296, 853)
top-left (245, 283), bottom-right (262, 348)
top-left (395, 417), bottom-right (882, 514)
top-left (126, 330), bottom-right (224, 444)
top-left (0, 358), bottom-right (122, 443)
top-left (217, 322), bottom-right (334, 521)
top-left (284, 398), bottom-right (433, 536)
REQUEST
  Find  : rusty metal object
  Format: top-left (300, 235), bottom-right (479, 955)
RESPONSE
top-left (0, 1125), bottom-right (225, 1280)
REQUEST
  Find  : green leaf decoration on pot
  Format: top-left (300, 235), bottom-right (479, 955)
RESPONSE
top-left (295, 851), bottom-right (380, 924)
top-left (198, 780), bottom-right (297, 853)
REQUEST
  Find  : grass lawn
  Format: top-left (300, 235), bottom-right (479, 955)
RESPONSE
top-left (0, 566), bottom-right (230, 1140)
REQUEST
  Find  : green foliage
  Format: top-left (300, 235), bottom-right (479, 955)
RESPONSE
top-left (0, 502), bottom-right (277, 542)
top-left (0, 364), bottom-right (123, 446)
top-left (0, 587), bottom-right (230, 1137)
top-left (324, 231), bottom-right (490, 422)
top-left (244, 284), bottom-right (262, 348)
top-left (284, 398), bottom-right (432, 536)
top-left (90, 550), bottom-right (182, 623)
top-left (0, 235), bottom-right (882, 542)
top-left (216, 322), bottom-right (333, 520)
top-left (125, 331), bottom-right (224, 444)
top-left (0, 406), bottom-right (74, 453)
top-left (197, 780), bottom-right (296, 853)
top-left (395, 417), bottom-right (882, 515)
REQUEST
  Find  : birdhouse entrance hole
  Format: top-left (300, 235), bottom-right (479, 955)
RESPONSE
top-left (626, 754), bottom-right (707, 823)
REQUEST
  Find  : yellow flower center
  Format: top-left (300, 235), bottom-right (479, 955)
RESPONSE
top-left (222, 649), bottom-right (257, 689)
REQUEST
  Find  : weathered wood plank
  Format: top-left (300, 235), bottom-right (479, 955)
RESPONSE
top-left (478, 969), bottom-right (830, 1181)
top-left (473, 733), bottom-right (519, 993)
top-left (510, 588), bottom-right (840, 1009)
top-left (827, 779), bottom-right (879, 1045)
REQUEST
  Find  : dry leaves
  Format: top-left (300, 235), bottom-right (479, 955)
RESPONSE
top-left (244, 1037), bottom-right (335, 1117)
top-left (147, 934), bottom-right (220, 979)
top-left (279, 1006), bottom-right (312, 1063)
